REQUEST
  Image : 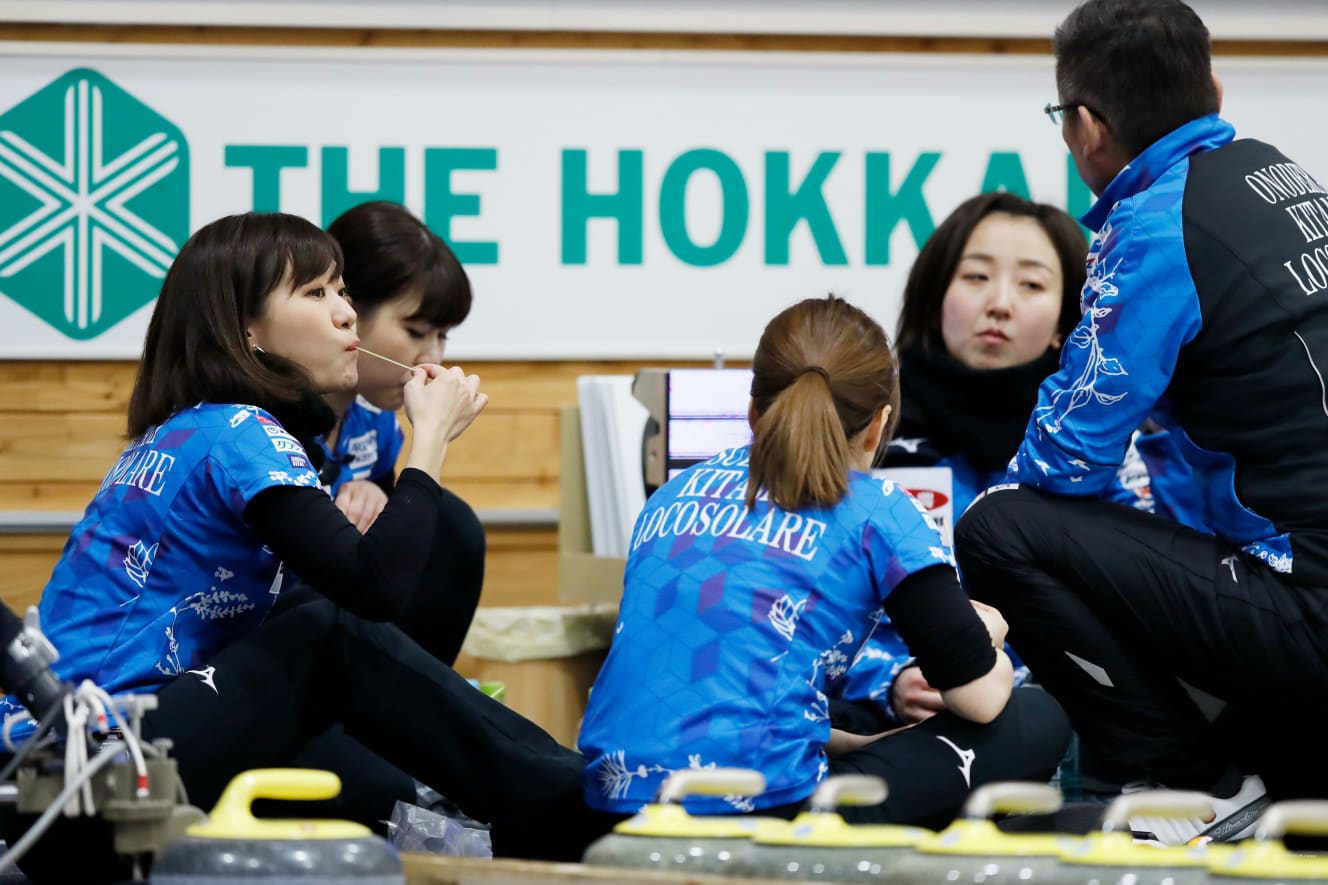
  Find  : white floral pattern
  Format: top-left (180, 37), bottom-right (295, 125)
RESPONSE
top-left (1037, 225), bottom-right (1130, 434)
top-left (768, 594), bottom-right (806, 642)
top-left (123, 539), bottom-right (158, 589)
top-left (598, 750), bottom-right (758, 812)
top-left (597, 750), bottom-right (669, 801)
top-left (1250, 546), bottom-right (1293, 574)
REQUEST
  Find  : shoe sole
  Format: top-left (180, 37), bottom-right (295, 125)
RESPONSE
top-left (1198, 794), bottom-right (1273, 843)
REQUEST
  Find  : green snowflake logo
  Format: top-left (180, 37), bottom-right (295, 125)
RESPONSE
top-left (0, 68), bottom-right (189, 340)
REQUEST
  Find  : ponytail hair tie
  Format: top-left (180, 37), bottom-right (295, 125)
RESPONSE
top-left (799, 365), bottom-right (831, 383)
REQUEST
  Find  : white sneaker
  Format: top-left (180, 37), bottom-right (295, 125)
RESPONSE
top-left (1127, 775), bottom-right (1270, 845)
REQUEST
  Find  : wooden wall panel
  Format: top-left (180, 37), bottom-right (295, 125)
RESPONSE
top-left (0, 410), bottom-right (561, 484)
top-left (0, 535), bottom-right (63, 615)
top-left (0, 358), bottom-right (736, 613)
top-left (0, 528), bottom-right (559, 612)
top-left (0, 360), bottom-right (709, 415)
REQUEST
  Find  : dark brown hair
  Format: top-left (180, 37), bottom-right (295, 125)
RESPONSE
top-left (127, 212), bottom-right (344, 438)
top-left (746, 295), bottom-right (899, 511)
top-left (894, 192), bottom-right (1087, 355)
top-left (327, 201), bottom-right (471, 328)
top-left (1055, 0), bottom-right (1218, 159)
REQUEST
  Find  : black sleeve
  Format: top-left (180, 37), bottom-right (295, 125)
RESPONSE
top-left (244, 468), bottom-right (443, 622)
top-left (881, 565), bottom-right (997, 691)
top-left (828, 696), bottom-right (894, 735)
top-left (372, 469), bottom-right (397, 495)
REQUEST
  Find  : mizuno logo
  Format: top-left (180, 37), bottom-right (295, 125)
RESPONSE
top-left (186, 665), bottom-right (218, 694)
top-left (935, 735), bottom-right (975, 787)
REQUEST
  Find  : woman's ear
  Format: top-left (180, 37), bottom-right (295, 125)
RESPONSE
top-left (1050, 333), bottom-right (1063, 351)
top-left (863, 404), bottom-right (892, 455)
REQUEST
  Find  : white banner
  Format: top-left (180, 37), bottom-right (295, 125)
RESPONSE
top-left (0, 44), bottom-right (1325, 360)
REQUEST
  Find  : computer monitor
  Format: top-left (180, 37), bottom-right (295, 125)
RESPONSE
top-left (664, 368), bottom-right (754, 481)
top-left (633, 366), bottom-right (955, 543)
top-left (633, 367), bottom-right (752, 491)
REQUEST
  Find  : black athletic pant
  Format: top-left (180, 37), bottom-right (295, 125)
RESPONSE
top-left (830, 686), bottom-right (1070, 831)
top-left (149, 595), bottom-right (610, 855)
top-left (954, 485), bottom-right (1328, 798)
top-left (392, 486), bottom-right (485, 666)
top-left (266, 487), bottom-right (486, 830)
top-left (2, 594), bottom-right (612, 883)
top-left (577, 689), bottom-right (1067, 834)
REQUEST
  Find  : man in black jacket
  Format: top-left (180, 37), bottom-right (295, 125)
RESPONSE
top-left (956, 0), bottom-right (1328, 845)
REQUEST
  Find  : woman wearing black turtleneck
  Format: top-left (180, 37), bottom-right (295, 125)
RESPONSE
top-left (884, 192), bottom-right (1086, 511)
top-left (827, 194), bottom-right (1084, 763)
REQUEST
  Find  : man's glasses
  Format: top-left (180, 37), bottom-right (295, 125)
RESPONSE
top-left (1044, 101), bottom-right (1108, 127)
top-left (1043, 102), bottom-right (1078, 125)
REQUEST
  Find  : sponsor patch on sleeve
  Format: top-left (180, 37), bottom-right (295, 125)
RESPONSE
top-left (269, 435), bottom-right (304, 454)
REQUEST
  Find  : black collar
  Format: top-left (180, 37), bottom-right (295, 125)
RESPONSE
top-left (892, 341), bottom-right (1061, 472)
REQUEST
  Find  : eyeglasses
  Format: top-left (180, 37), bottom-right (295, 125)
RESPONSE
top-left (1044, 101), bottom-right (1108, 127)
top-left (1043, 102), bottom-right (1078, 125)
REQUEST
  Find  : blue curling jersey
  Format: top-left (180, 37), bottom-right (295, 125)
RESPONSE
top-left (577, 445), bottom-right (954, 814)
top-left (4, 404), bottom-right (320, 728)
top-left (318, 396), bottom-right (404, 496)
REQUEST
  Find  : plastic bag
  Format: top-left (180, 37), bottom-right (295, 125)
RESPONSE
top-left (385, 800), bottom-right (493, 858)
top-left (460, 604), bottom-right (617, 662)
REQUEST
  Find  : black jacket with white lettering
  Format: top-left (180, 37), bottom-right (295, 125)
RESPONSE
top-left (1012, 114), bottom-right (1328, 583)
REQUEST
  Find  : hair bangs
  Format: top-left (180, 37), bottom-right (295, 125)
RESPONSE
top-left (242, 214), bottom-right (345, 310)
top-left (265, 216), bottom-right (344, 297)
top-left (406, 257), bottom-right (473, 328)
top-left (282, 229), bottom-right (345, 291)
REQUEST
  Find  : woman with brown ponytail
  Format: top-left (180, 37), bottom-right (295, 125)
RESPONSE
top-left (577, 295), bottom-right (1069, 828)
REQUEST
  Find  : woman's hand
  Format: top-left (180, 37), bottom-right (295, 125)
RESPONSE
top-left (403, 364), bottom-right (488, 443)
top-left (334, 480), bottom-right (389, 533)
top-left (970, 599), bottom-right (1009, 649)
top-left (890, 665), bottom-right (946, 723)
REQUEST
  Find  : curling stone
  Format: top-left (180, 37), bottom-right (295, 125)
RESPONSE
top-left (1208, 801), bottom-right (1328, 884)
top-left (729, 774), bottom-right (930, 882)
top-left (1050, 789), bottom-right (1217, 885)
top-left (884, 781), bottom-right (1077, 885)
top-left (151, 768), bottom-right (402, 884)
top-left (581, 767), bottom-right (769, 875)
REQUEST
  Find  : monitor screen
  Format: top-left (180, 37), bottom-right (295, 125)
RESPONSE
top-left (665, 368), bottom-right (753, 480)
top-left (653, 367), bottom-right (954, 543)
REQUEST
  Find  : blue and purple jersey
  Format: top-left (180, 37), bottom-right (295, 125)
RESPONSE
top-left (577, 445), bottom-right (954, 814)
top-left (1, 403), bottom-right (320, 733)
top-left (317, 396), bottom-right (404, 496)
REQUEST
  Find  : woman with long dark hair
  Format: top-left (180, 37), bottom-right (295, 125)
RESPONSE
top-left (0, 213), bottom-right (599, 881)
